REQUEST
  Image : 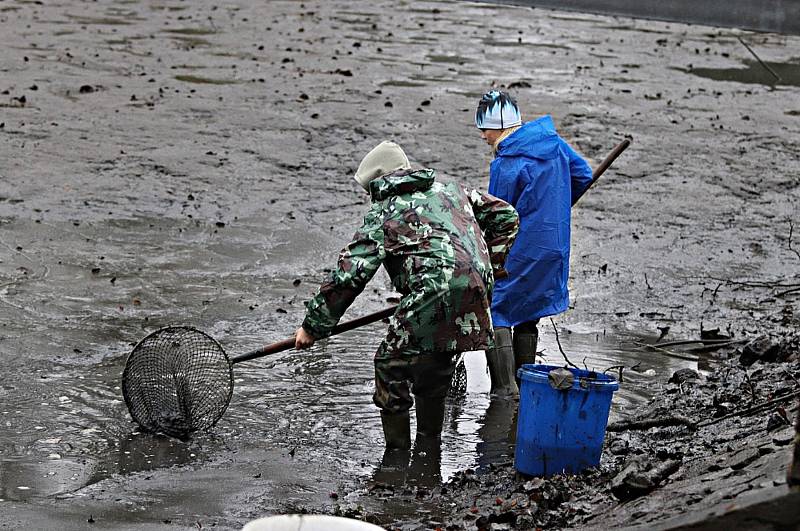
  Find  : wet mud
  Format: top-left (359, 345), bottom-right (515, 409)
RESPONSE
top-left (1, 0), bottom-right (799, 529)
top-left (347, 335), bottom-right (799, 530)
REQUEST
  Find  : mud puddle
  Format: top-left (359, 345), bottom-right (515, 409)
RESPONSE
top-left (0, 314), bottom-right (691, 505)
top-left (680, 58), bottom-right (800, 87)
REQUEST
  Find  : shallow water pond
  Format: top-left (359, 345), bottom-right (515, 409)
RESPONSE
top-left (0, 308), bottom-right (695, 502)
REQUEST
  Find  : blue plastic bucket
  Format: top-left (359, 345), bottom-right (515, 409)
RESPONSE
top-left (515, 364), bottom-right (619, 477)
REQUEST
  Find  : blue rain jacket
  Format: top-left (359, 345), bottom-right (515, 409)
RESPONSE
top-left (488, 115), bottom-right (592, 327)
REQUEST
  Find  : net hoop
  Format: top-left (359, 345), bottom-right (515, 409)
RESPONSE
top-left (122, 326), bottom-right (234, 439)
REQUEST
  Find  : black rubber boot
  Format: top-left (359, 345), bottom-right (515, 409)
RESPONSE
top-left (485, 327), bottom-right (519, 398)
top-left (513, 324), bottom-right (539, 387)
top-left (414, 395), bottom-right (447, 440)
top-left (381, 410), bottom-right (411, 450)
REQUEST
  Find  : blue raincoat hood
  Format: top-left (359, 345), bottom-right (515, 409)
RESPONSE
top-left (487, 115), bottom-right (593, 326)
top-left (496, 115), bottom-right (560, 160)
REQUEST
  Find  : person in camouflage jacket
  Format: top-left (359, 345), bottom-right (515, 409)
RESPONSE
top-left (295, 141), bottom-right (519, 450)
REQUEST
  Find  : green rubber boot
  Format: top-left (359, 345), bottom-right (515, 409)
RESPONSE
top-left (485, 327), bottom-right (519, 398)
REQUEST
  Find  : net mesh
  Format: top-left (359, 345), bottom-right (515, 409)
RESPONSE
top-left (447, 354), bottom-right (468, 399)
top-left (122, 326), bottom-right (234, 439)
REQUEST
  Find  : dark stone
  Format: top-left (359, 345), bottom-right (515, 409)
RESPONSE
top-left (489, 510), bottom-right (516, 524)
top-left (713, 401), bottom-right (736, 417)
top-left (608, 437), bottom-right (630, 455)
top-left (516, 514), bottom-right (537, 529)
top-left (611, 457), bottom-right (682, 500)
top-left (728, 448), bottom-right (760, 470)
top-left (740, 337), bottom-right (781, 366)
top-left (766, 411), bottom-right (791, 431)
top-left (772, 426), bottom-right (796, 446)
top-left (669, 368), bottom-right (700, 384)
top-left (701, 327), bottom-right (730, 340)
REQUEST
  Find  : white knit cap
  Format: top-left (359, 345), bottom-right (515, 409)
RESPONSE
top-left (354, 141), bottom-right (411, 190)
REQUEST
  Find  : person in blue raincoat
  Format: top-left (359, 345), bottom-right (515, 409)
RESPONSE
top-left (475, 90), bottom-right (593, 397)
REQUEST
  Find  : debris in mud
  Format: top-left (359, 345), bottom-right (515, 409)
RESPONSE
top-left (740, 336), bottom-right (791, 366)
top-left (346, 331), bottom-right (800, 529)
top-left (610, 456), bottom-right (682, 500)
top-left (668, 367), bottom-right (700, 384)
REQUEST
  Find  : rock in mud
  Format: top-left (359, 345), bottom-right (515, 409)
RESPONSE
top-left (740, 337), bottom-right (782, 365)
top-left (669, 368), bottom-right (700, 384)
top-left (766, 409), bottom-right (792, 431)
top-left (611, 456), bottom-right (682, 500)
top-left (607, 436), bottom-right (630, 455)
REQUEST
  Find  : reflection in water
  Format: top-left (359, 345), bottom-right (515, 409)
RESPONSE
top-left (476, 397), bottom-right (518, 473)
top-left (372, 437), bottom-right (442, 489)
top-left (0, 456), bottom-right (97, 501)
top-left (367, 329), bottom-right (655, 494)
top-left (407, 437), bottom-right (443, 488)
top-left (371, 437), bottom-right (443, 489)
top-left (116, 432), bottom-right (205, 475)
top-left (373, 448), bottom-right (410, 486)
top-left (0, 434), bottom-right (204, 501)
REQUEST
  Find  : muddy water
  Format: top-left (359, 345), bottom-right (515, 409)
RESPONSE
top-left (1, 0), bottom-right (799, 528)
top-left (0, 213), bottom-right (693, 514)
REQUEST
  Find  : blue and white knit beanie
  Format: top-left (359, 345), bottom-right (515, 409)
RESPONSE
top-left (475, 90), bottom-right (522, 130)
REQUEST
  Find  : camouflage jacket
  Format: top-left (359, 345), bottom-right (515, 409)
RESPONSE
top-left (302, 169), bottom-right (519, 359)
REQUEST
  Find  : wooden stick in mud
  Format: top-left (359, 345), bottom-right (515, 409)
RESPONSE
top-left (608, 390), bottom-right (800, 433)
top-left (633, 340), bottom-right (698, 362)
top-left (549, 317), bottom-right (580, 369)
top-left (737, 36), bottom-right (782, 83)
top-left (697, 389), bottom-right (800, 428)
top-left (607, 414), bottom-right (698, 432)
top-left (652, 338), bottom-right (748, 349)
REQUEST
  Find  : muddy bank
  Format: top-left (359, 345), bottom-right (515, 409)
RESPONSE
top-left (337, 334), bottom-right (799, 530)
top-left (1, 0), bottom-right (799, 529)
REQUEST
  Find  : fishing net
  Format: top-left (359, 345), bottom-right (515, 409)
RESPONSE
top-left (122, 311), bottom-right (467, 439)
top-left (122, 326), bottom-right (234, 440)
top-left (447, 354), bottom-right (468, 399)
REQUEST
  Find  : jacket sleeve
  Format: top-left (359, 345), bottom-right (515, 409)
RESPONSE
top-left (561, 139), bottom-right (593, 205)
top-left (468, 189), bottom-right (520, 271)
top-left (302, 210), bottom-right (386, 339)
